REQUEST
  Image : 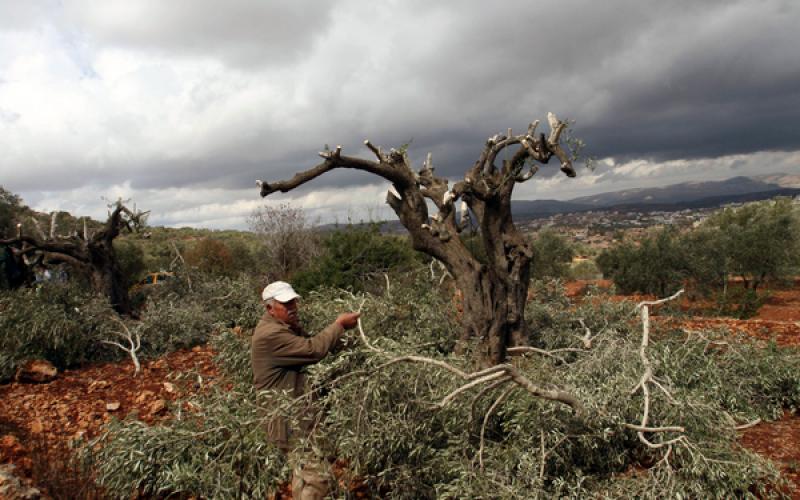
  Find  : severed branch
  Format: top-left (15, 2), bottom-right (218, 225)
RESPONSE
top-left (624, 289), bottom-right (686, 449)
top-left (356, 317), bottom-right (583, 414)
top-left (364, 140), bottom-right (384, 161)
top-left (257, 147), bottom-right (411, 198)
top-left (49, 212), bottom-right (58, 239)
top-left (170, 241), bottom-right (192, 291)
top-left (479, 385), bottom-right (515, 472)
top-left (101, 317), bottom-right (142, 376)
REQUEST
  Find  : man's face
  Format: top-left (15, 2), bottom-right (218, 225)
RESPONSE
top-left (268, 298), bottom-right (300, 328)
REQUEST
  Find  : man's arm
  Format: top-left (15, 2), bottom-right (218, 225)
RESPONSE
top-left (258, 313), bottom-right (361, 367)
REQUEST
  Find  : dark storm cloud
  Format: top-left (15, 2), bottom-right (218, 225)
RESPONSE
top-left (2, 0), bottom-right (800, 229)
top-left (235, 0), bottom-right (800, 186)
top-left (63, 0), bottom-right (335, 68)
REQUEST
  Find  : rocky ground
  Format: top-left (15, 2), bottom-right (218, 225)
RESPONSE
top-left (2, 283), bottom-right (800, 498)
top-left (0, 346), bottom-right (219, 499)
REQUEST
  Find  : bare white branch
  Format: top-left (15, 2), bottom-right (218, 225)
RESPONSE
top-left (457, 200), bottom-right (470, 232)
top-left (102, 317), bottom-right (142, 376)
top-left (527, 120), bottom-right (540, 137)
top-left (440, 372), bottom-right (509, 407)
top-left (49, 212), bottom-right (58, 239)
top-left (734, 418), bottom-right (762, 430)
top-left (506, 346), bottom-right (567, 363)
top-left (627, 289), bottom-right (686, 448)
top-left (357, 316), bottom-right (583, 413)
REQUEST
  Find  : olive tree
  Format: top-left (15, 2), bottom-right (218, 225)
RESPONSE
top-left (258, 114), bottom-right (576, 366)
top-left (701, 198), bottom-right (800, 292)
top-left (0, 200), bottom-right (149, 315)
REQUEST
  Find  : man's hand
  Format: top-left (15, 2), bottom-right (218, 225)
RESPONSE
top-left (335, 312), bottom-right (361, 330)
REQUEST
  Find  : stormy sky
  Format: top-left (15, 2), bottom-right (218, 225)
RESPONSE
top-left (1, 0), bottom-right (799, 228)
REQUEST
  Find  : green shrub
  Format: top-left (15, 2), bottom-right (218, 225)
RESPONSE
top-left (0, 282), bottom-right (118, 380)
top-left (83, 382), bottom-right (288, 499)
top-left (136, 294), bottom-right (212, 357)
top-left (114, 239), bottom-right (147, 288)
top-left (597, 228), bottom-right (689, 296)
top-left (569, 259), bottom-right (601, 280)
top-left (192, 274), bottom-right (264, 329)
top-left (530, 228), bottom-right (575, 280)
top-left (292, 224), bottom-right (420, 294)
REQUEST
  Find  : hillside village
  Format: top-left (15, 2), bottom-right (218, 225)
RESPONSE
top-left (521, 195), bottom-right (800, 253)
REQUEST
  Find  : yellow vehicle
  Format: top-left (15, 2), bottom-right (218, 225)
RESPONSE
top-left (130, 271), bottom-right (175, 294)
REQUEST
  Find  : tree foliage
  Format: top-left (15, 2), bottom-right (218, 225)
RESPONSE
top-left (185, 237), bottom-right (236, 277)
top-left (700, 198), bottom-right (800, 291)
top-left (530, 228), bottom-right (575, 280)
top-left (292, 224), bottom-right (420, 294)
top-left (0, 282), bottom-right (118, 381)
top-left (596, 227), bottom-right (689, 296)
top-left (0, 185), bottom-right (24, 238)
top-left (597, 198), bottom-right (800, 315)
top-left (85, 276), bottom-right (800, 498)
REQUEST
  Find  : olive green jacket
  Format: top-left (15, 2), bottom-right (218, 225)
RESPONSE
top-left (251, 313), bottom-right (344, 448)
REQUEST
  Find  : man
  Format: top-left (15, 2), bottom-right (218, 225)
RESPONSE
top-left (251, 280), bottom-right (360, 449)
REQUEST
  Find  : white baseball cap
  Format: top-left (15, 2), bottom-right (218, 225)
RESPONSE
top-left (261, 281), bottom-right (300, 303)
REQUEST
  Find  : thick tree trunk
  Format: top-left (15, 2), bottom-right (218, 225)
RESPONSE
top-left (89, 242), bottom-right (131, 315)
top-left (455, 268), bottom-right (531, 366)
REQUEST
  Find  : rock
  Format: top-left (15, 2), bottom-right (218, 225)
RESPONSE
top-left (0, 464), bottom-right (41, 499)
top-left (87, 380), bottom-right (109, 392)
top-left (29, 420), bottom-right (43, 434)
top-left (106, 401), bottom-right (121, 411)
top-left (135, 390), bottom-right (155, 403)
top-left (162, 382), bottom-right (175, 393)
top-left (14, 360), bottom-right (57, 383)
top-left (149, 399), bottom-right (167, 415)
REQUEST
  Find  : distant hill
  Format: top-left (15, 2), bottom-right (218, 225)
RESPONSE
top-left (570, 176), bottom-right (781, 207)
top-left (322, 174), bottom-right (800, 233)
top-left (511, 174), bottom-right (800, 220)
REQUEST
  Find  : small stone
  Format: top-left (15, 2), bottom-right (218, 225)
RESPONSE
top-left (135, 390), bottom-right (155, 403)
top-left (87, 380), bottom-right (109, 392)
top-left (162, 382), bottom-right (175, 393)
top-left (29, 420), bottom-right (43, 434)
top-left (106, 402), bottom-right (121, 411)
top-left (149, 399), bottom-right (167, 415)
